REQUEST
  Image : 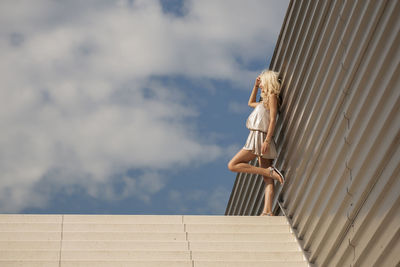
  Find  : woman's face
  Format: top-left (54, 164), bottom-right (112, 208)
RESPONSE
top-left (261, 85), bottom-right (267, 94)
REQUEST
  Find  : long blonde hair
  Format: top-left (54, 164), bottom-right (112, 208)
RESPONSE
top-left (259, 70), bottom-right (281, 106)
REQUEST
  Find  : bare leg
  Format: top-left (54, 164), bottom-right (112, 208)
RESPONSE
top-left (228, 149), bottom-right (283, 183)
top-left (259, 157), bottom-right (274, 215)
top-left (228, 149), bottom-right (261, 175)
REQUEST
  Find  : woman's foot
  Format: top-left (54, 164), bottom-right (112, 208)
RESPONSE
top-left (266, 166), bottom-right (285, 185)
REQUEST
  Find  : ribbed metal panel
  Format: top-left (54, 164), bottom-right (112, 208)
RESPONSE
top-left (226, 159), bottom-right (266, 215)
top-left (226, 0), bottom-right (399, 266)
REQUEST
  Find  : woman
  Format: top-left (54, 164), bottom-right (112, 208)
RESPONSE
top-left (228, 69), bottom-right (285, 216)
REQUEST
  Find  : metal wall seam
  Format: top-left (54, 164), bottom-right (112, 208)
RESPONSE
top-left (311, 77), bottom-right (398, 264)
top-left (254, 180), bottom-right (266, 215)
top-left (247, 175), bottom-right (264, 215)
top-left (277, 201), bottom-right (313, 266)
top-left (292, 1), bottom-right (396, 266)
top-left (233, 160), bottom-right (255, 215)
top-left (283, 1), bottom-right (313, 77)
top-left (225, 172), bottom-right (240, 214)
top-left (291, 0), bottom-right (389, 234)
top-left (270, 0), bottom-right (294, 68)
top-left (278, 0), bottom-right (346, 216)
top-left (318, 2), bottom-right (396, 264)
top-left (373, 226), bottom-right (400, 267)
top-left (304, 3), bottom-right (394, 264)
top-left (286, 0), bottom-right (382, 230)
top-left (245, 176), bottom-right (263, 215)
top-left (239, 161), bottom-right (259, 214)
top-left (229, 172), bottom-right (245, 214)
top-left (333, 133), bottom-right (400, 266)
top-left (272, 0), bottom-right (328, 143)
top-left (273, 0), bottom-right (303, 73)
top-left (279, 0), bottom-right (353, 217)
top-left (225, 173), bottom-right (237, 214)
top-left (226, 0), bottom-right (399, 265)
top-left (231, 173), bottom-right (245, 215)
top-left (232, 173), bottom-right (246, 214)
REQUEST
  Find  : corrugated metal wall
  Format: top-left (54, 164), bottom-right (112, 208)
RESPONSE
top-left (226, 0), bottom-right (400, 266)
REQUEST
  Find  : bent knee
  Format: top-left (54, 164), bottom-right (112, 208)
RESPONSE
top-left (227, 161), bottom-right (236, 172)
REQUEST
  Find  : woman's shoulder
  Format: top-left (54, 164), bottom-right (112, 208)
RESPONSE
top-left (255, 101), bottom-right (269, 112)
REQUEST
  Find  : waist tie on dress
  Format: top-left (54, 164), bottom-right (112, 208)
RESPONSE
top-left (247, 128), bottom-right (267, 134)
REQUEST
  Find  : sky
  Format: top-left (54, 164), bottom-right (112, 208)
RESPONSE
top-left (0, 0), bottom-right (289, 215)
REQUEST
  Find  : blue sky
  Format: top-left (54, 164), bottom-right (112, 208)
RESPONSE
top-left (0, 0), bottom-right (289, 215)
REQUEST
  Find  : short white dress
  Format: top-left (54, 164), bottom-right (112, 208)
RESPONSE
top-left (243, 102), bottom-right (278, 159)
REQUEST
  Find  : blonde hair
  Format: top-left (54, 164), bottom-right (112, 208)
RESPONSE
top-left (259, 70), bottom-right (281, 105)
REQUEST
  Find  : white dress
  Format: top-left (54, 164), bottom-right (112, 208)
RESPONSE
top-left (243, 102), bottom-right (277, 159)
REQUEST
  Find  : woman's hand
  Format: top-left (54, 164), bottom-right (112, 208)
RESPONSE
top-left (261, 140), bottom-right (270, 154)
top-left (254, 77), bottom-right (261, 88)
top-left (249, 76), bottom-right (261, 107)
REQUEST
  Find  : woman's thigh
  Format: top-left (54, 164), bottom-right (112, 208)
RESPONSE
top-left (229, 149), bottom-right (257, 166)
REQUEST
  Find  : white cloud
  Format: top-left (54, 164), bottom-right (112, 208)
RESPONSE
top-left (85, 171), bottom-right (166, 204)
top-left (0, 0), bottom-right (288, 212)
top-left (168, 186), bottom-right (231, 214)
top-left (228, 101), bottom-right (251, 114)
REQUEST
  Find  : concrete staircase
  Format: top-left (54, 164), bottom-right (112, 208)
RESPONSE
top-left (0, 214), bottom-right (309, 267)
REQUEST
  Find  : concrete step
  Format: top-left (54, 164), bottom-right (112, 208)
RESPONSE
top-left (0, 261), bottom-right (59, 267)
top-left (63, 250), bottom-right (304, 261)
top-left (0, 260), bottom-right (309, 267)
top-left (0, 241), bottom-right (60, 250)
top-left (194, 261), bottom-right (309, 267)
top-left (189, 241), bottom-right (300, 251)
top-left (189, 232), bottom-right (295, 242)
top-left (63, 215), bottom-right (183, 224)
top-left (0, 215), bottom-right (288, 225)
top-left (0, 232), bottom-right (186, 241)
top-left (60, 223), bottom-right (289, 233)
top-left (0, 223), bottom-right (61, 232)
top-left (0, 215), bottom-right (62, 223)
top-left (63, 232), bottom-right (294, 242)
top-left (0, 215), bottom-right (308, 266)
top-left (61, 250), bottom-right (191, 260)
top-left (0, 224), bottom-right (290, 233)
top-left (182, 215), bottom-right (288, 225)
top-left (61, 261), bottom-right (193, 267)
top-left (62, 223), bottom-right (185, 232)
top-left (191, 251), bottom-right (305, 261)
top-left (63, 232), bottom-right (187, 241)
top-left (185, 224), bottom-right (290, 233)
top-left (0, 251), bottom-right (60, 260)
top-left (61, 241), bottom-right (189, 250)
top-left (0, 232), bottom-right (61, 241)
top-left (0, 251), bottom-right (191, 261)
top-left (0, 260), bottom-right (192, 267)
top-left (0, 250), bottom-right (305, 261)
top-left (0, 231), bottom-right (295, 242)
top-left (0, 240), bottom-right (299, 252)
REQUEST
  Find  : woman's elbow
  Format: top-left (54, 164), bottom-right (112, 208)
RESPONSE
top-left (248, 101), bottom-right (256, 108)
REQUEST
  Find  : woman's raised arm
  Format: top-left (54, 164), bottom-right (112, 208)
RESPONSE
top-left (248, 77), bottom-right (260, 108)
